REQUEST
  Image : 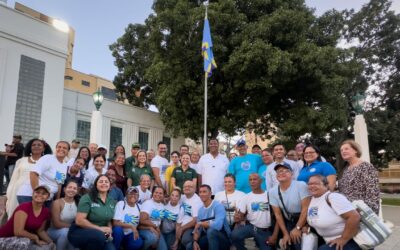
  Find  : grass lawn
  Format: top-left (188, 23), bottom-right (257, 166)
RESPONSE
top-left (382, 198), bottom-right (400, 206)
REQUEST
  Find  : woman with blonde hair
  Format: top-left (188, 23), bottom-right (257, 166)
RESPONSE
top-left (338, 139), bottom-right (380, 214)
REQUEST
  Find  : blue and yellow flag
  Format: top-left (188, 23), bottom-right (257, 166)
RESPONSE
top-left (202, 18), bottom-right (217, 77)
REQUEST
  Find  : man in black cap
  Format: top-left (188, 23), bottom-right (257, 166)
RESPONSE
top-left (1, 135), bottom-right (24, 185)
top-left (125, 143), bottom-right (141, 173)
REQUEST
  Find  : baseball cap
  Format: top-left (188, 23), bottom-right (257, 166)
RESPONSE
top-left (33, 185), bottom-right (51, 194)
top-left (98, 144), bottom-right (108, 151)
top-left (274, 163), bottom-right (293, 172)
top-left (72, 139), bottom-right (80, 144)
top-left (126, 186), bottom-right (139, 194)
top-left (236, 139), bottom-right (246, 147)
top-left (131, 143), bottom-right (140, 149)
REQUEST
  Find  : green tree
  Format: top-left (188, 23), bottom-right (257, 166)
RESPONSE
top-left (111, 0), bottom-right (357, 141)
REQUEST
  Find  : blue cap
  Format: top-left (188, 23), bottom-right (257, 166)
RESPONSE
top-left (236, 139), bottom-right (246, 146)
top-left (274, 162), bottom-right (293, 172)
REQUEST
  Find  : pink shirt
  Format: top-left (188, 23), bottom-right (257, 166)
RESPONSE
top-left (0, 202), bottom-right (50, 237)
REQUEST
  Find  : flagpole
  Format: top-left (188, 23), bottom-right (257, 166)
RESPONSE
top-left (203, 1), bottom-right (209, 154)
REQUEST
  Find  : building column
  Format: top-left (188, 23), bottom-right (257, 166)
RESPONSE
top-left (123, 124), bottom-right (139, 151)
top-left (149, 128), bottom-right (163, 151)
top-left (354, 114), bottom-right (370, 163)
top-left (89, 110), bottom-right (103, 145)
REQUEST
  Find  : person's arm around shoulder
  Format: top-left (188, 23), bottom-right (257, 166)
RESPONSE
top-left (321, 162), bottom-right (337, 191)
top-left (207, 202), bottom-right (225, 230)
top-left (51, 199), bottom-right (70, 229)
top-left (151, 158), bottom-right (163, 187)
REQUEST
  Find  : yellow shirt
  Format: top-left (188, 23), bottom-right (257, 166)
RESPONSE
top-left (165, 164), bottom-right (178, 194)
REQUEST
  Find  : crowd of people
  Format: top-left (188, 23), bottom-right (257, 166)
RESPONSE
top-left (0, 135), bottom-right (380, 250)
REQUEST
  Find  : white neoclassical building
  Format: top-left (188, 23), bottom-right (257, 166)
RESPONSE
top-left (0, 3), bottom-right (184, 154)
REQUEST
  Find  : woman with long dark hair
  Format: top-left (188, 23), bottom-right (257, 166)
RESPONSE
top-left (82, 154), bottom-right (107, 192)
top-left (108, 153), bottom-right (127, 193)
top-left (67, 146), bottom-right (91, 174)
top-left (6, 138), bottom-right (52, 217)
top-left (48, 180), bottom-right (79, 250)
top-left (68, 175), bottom-right (116, 250)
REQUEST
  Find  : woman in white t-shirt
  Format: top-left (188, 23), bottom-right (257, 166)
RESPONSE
top-left (17, 141), bottom-right (69, 204)
top-left (112, 186), bottom-right (143, 250)
top-left (139, 186), bottom-right (167, 250)
top-left (307, 174), bottom-right (361, 250)
top-left (162, 188), bottom-right (183, 250)
top-left (82, 154), bottom-right (107, 191)
top-left (214, 173), bottom-right (245, 228)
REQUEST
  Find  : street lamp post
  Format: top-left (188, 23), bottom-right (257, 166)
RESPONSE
top-left (90, 88), bottom-right (104, 144)
top-left (352, 92), bottom-right (370, 163)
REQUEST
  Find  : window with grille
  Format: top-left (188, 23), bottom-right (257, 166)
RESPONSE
top-left (76, 120), bottom-right (91, 146)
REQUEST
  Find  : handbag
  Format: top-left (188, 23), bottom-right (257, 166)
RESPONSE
top-left (301, 232), bottom-right (318, 250)
top-left (325, 193), bottom-right (392, 249)
top-left (351, 200), bottom-right (392, 249)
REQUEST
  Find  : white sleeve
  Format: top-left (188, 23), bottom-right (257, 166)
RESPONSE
top-left (113, 201), bottom-right (124, 220)
top-left (237, 196), bottom-right (247, 213)
top-left (198, 157), bottom-right (205, 175)
top-left (177, 206), bottom-right (185, 224)
top-left (329, 193), bottom-right (355, 215)
top-left (141, 200), bottom-right (152, 215)
top-left (82, 173), bottom-right (91, 189)
top-left (266, 167), bottom-right (273, 191)
top-left (150, 158), bottom-right (158, 168)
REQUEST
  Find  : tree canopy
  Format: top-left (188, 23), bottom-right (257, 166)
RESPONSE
top-left (110, 0), bottom-right (399, 167)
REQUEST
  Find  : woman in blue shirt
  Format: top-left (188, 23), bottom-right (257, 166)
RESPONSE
top-left (297, 145), bottom-right (336, 191)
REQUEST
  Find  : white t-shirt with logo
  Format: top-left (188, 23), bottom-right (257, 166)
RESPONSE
top-left (238, 191), bottom-right (271, 229)
top-left (214, 190), bottom-right (245, 225)
top-left (307, 192), bottom-right (355, 242)
top-left (190, 162), bottom-right (200, 174)
top-left (17, 155), bottom-right (67, 199)
top-left (151, 155), bottom-right (169, 187)
top-left (135, 185), bottom-right (152, 205)
top-left (113, 200), bottom-right (141, 235)
top-left (141, 199), bottom-right (165, 226)
top-left (164, 202), bottom-right (183, 223)
top-left (178, 193), bottom-right (203, 226)
top-left (198, 153), bottom-right (229, 194)
top-left (82, 167), bottom-right (107, 189)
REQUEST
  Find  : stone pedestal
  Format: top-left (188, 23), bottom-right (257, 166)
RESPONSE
top-left (90, 110), bottom-right (103, 144)
top-left (354, 114), bottom-right (370, 163)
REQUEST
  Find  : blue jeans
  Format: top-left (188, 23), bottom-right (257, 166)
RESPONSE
top-left (163, 230), bottom-right (176, 250)
top-left (187, 228), bottom-right (230, 250)
top-left (112, 226), bottom-right (143, 250)
top-left (231, 224), bottom-right (272, 250)
top-left (139, 229), bottom-right (167, 250)
top-left (67, 223), bottom-right (115, 250)
top-left (48, 227), bottom-right (76, 250)
top-left (283, 218), bottom-right (301, 250)
top-left (318, 239), bottom-right (361, 250)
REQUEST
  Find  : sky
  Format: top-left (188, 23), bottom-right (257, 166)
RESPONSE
top-left (7, 0), bottom-right (400, 82)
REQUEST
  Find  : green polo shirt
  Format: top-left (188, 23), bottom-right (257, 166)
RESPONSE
top-left (127, 164), bottom-right (154, 186)
top-left (171, 167), bottom-right (197, 190)
top-left (77, 194), bottom-right (116, 227)
top-left (125, 156), bottom-right (137, 174)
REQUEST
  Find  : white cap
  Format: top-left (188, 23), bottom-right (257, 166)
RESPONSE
top-left (98, 144), bottom-right (108, 151)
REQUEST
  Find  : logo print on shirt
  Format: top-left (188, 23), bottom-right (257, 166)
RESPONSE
top-left (124, 214), bottom-right (139, 226)
top-left (55, 171), bottom-right (66, 184)
top-left (241, 161), bottom-right (251, 171)
top-left (163, 209), bottom-right (178, 222)
top-left (182, 203), bottom-right (192, 216)
top-left (150, 209), bottom-right (164, 220)
top-left (310, 168), bottom-right (316, 173)
top-left (161, 165), bottom-right (168, 174)
top-left (251, 202), bottom-right (269, 212)
top-left (308, 207), bottom-right (318, 218)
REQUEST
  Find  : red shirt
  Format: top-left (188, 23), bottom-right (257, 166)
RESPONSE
top-left (0, 202), bottom-right (50, 237)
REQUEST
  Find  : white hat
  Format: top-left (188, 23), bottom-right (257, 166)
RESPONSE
top-left (98, 144), bottom-right (108, 151)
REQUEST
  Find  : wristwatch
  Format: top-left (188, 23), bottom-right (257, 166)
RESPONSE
top-left (296, 225), bottom-right (301, 230)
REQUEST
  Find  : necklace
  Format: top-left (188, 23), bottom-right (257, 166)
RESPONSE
top-left (29, 156), bottom-right (38, 164)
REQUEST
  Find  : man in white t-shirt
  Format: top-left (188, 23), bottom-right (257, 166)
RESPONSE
top-left (231, 173), bottom-right (272, 250)
top-left (198, 138), bottom-right (229, 194)
top-left (151, 141), bottom-right (169, 188)
top-left (266, 143), bottom-right (302, 191)
top-left (176, 180), bottom-right (202, 249)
